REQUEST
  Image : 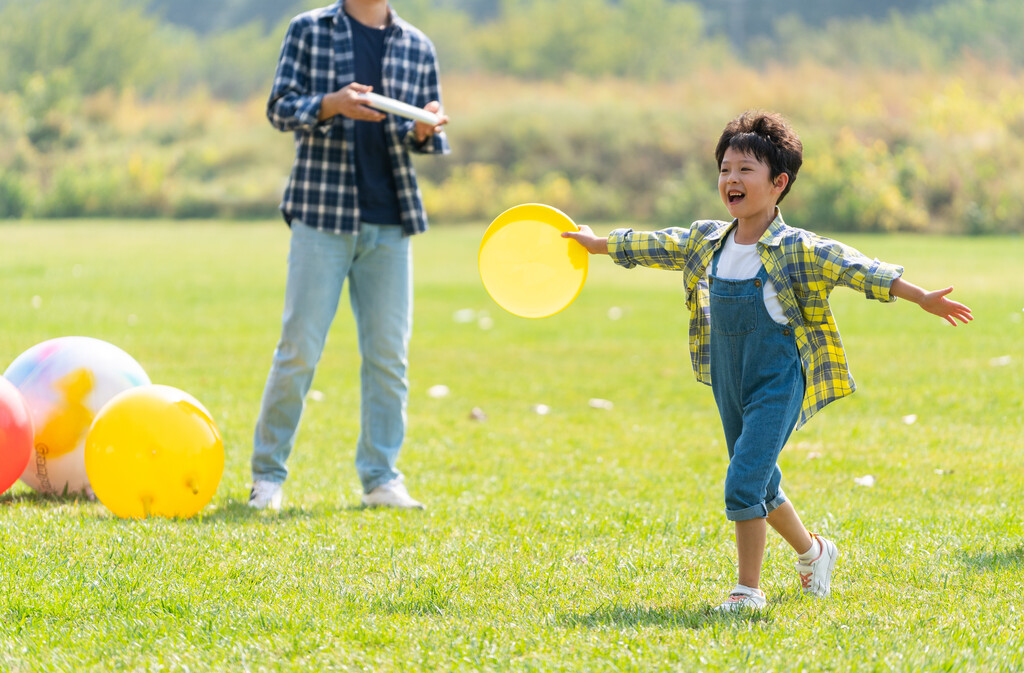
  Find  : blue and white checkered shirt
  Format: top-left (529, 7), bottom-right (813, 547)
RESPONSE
top-left (267, 1), bottom-right (450, 235)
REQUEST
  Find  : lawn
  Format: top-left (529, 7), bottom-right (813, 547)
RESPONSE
top-left (0, 221), bottom-right (1021, 671)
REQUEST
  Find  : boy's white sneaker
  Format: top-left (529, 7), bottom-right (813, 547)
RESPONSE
top-left (248, 480), bottom-right (283, 511)
top-left (715, 585), bottom-right (767, 613)
top-left (361, 477), bottom-right (425, 510)
top-left (796, 534), bottom-right (838, 597)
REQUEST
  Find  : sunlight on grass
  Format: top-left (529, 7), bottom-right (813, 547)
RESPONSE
top-left (0, 221), bottom-right (1021, 671)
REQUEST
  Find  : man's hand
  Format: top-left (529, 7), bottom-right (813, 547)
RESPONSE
top-left (415, 101), bottom-right (448, 143)
top-left (319, 83), bottom-right (386, 122)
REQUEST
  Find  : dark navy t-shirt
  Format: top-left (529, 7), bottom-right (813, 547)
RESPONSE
top-left (348, 13), bottom-right (402, 225)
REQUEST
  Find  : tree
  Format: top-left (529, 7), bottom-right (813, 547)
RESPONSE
top-left (0, 0), bottom-right (168, 95)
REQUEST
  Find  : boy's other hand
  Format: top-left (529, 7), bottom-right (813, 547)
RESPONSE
top-left (919, 286), bottom-right (974, 326)
top-left (561, 225), bottom-right (609, 255)
top-left (893, 278), bottom-right (973, 326)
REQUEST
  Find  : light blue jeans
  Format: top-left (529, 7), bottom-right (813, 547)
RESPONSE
top-left (252, 220), bottom-right (412, 493)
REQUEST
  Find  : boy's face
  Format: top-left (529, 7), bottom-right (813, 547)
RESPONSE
top-left (718, 147), bottom-right (786, 221)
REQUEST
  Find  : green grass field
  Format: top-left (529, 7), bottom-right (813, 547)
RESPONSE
top-left (0, 221), bottom-right (1021, 672)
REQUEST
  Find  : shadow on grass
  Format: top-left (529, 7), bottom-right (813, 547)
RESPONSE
top-left (1, 489), bottom-right (424, 525)
top-left (193, 500), bottom-right (353, 523)
top-left (0, 490), bottom-right (95, 507)
top-left (194, 500), bottom-right (322, 523)
top-left (191, 499), bottom-right (425, 524)
top-left (960, 544), bottom-right (1024, 572)
top-left (558, 603), bottom-right (772, 630)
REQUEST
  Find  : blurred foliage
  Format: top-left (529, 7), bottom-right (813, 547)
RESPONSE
top-left (1, 0), bottom-right (1024, 233)
top-left (464, 0), bottom-right (724, 80)
top-left (7, 0), bottom-right (1024, 90)
top-left (137, 0), bottom-right (953, 45)
top-left (0, 0), bottom-right (167, 96)
top-left (145, 0), bottom-right (300, 34)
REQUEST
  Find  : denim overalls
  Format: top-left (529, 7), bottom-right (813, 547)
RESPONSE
top-left (708, 246), bottom-right (805, 522)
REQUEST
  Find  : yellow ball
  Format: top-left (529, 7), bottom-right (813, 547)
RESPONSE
top-left (85, 385), bottom-right (224, 518)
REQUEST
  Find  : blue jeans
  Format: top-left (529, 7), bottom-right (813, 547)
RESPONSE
top-left (252, 220), bottom-right (412, 493)
top-left (709, 261), bottom-right (805, 522)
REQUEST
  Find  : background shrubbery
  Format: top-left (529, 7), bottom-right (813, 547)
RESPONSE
top-left (2, 0), bottom-right (1024, 233)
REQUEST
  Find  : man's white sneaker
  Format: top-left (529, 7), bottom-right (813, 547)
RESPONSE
top-left (715, 585), bottom-right (767, 613)
top-left (361, 477), bottom-right (425, 510)
top-left (796, 534), bottom-right (838, 597)
top-left (248, 480), bottom-right (283, 510)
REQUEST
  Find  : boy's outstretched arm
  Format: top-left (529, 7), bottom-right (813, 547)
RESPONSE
top-left (561, 225), bottom-right (608, 255)
top-left (890, 278), bottom-right (973, 326)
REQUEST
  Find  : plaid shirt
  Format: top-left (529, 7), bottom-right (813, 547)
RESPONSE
top-left (267, 1), bottom-right (450, 235)
top-left (608, 211), bottom-right (904, 428)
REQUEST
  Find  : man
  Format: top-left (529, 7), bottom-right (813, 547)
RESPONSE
top-left (249, 0), bottom-right (450, 510)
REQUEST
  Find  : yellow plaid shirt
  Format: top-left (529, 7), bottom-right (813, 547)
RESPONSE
top-left (608, 211), bottom-right (904, 428)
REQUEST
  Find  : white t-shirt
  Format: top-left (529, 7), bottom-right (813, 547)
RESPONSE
top-left (712, 231), bottom-right (788, 325)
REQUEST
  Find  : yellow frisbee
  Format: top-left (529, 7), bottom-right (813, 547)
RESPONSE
top-left (478, 204), bottom-right (588, 318)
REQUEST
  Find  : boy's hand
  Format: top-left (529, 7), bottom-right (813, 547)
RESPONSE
top-left (892, 278), bottom-right (973, 326)
top-left (918, 286), bottom-right (973, 326)
top-left (561, 224), bottom-right (609, 255)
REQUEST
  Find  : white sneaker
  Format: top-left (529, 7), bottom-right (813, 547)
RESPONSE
top-left (796, 534), bottom-right (838, 597)
top-left (715, 585), bottom-right (767, 613)
top-left (361, 477), bottom-right (425, 510)
top-left (248, 480), bottom-right (283, 510)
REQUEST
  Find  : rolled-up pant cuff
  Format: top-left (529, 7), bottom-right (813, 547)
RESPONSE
top-left (725, 491), bottom-right (788, 522)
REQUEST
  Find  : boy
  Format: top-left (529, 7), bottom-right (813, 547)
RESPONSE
top-left (563, 111), bottom-right (972, 611)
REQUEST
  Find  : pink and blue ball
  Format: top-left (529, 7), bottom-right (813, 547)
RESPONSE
top-left (4, 337), bottom-right (150, 496)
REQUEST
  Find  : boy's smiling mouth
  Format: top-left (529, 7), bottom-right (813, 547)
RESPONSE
top-left (728, 190), bottom-right (745, 205)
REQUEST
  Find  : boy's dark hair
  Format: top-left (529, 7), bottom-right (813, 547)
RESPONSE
top-left (715, 111), bottom-right (803, 203)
